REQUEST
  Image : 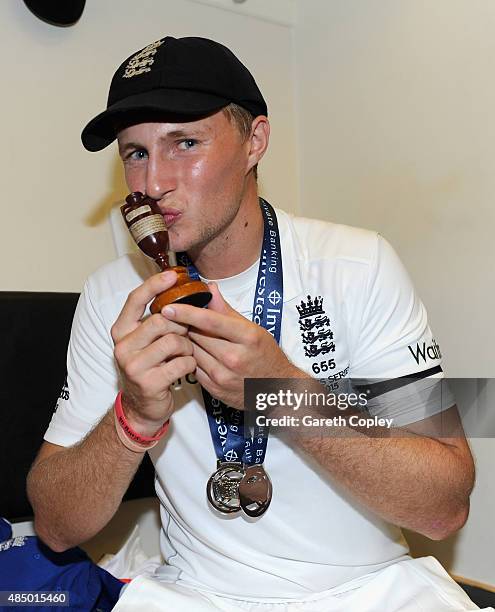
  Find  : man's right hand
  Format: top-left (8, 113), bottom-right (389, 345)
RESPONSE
top-left (111, 270), bottom-right (196, 436)
top-left (28, 270), bottom-right (194, 552)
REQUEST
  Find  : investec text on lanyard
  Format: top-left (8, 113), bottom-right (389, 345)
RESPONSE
top-left (177, 199), bottom-right (283, 517)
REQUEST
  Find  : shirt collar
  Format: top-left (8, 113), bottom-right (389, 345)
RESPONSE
top-left (275, 206), bottom-right (303, 303)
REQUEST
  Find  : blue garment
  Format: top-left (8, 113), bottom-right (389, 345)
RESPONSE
top-left (0, 528), bottom-right (123, 611)
top-left (0, 517), bottom-right (12, 542)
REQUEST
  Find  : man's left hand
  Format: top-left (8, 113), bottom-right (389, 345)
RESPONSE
top-left (162, 282), bottom-right (304, 409)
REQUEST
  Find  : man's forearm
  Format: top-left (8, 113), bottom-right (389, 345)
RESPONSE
top-left (271, 366), bottom-right (475, 540)
top-left (287, 422), bottom-right (474, 540)
top-left (27, 409), bottom-right (144, 552)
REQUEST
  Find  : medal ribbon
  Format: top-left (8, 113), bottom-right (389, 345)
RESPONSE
top-left (177, 199), bottom-right (283, 467)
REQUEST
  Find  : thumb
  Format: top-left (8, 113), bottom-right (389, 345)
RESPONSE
top-left (206, 282), bottom-right (237, 315)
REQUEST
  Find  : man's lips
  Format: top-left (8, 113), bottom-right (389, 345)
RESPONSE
top-left (162, 209), bottom-right (182, 227)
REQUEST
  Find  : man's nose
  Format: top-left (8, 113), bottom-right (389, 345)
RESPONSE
top-left (145, 156), bottom-right (177, 201)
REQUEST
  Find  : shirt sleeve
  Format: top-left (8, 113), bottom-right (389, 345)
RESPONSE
top-left (349, 234), bottom-right (454, 425)
top-left (44, 278), bottom-right (119, 447)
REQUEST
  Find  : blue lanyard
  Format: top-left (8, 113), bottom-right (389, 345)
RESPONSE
top-left (177, 199), bottom-right (283, 466)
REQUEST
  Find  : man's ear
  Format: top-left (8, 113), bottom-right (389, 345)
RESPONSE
top-left (246, 116), bottom-right (270, 174)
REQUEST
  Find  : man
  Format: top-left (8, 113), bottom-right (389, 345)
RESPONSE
top-left (27, 36), bottom-right (487, 611)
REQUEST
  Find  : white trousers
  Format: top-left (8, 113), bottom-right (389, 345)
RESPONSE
top-left (112, 556), bottom-right (493, 612)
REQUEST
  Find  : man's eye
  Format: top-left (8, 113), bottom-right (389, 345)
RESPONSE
top-left (178, 139), bottom-right (198, 150)
top-left (128, 150), bottom-right (147, 160)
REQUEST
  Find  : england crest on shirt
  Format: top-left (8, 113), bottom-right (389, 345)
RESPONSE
top-left (297, 296), bottom-right (335, 355)
top-left (294, 294), bottom-right (351, 390)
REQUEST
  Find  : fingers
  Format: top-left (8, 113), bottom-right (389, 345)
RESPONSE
top-left (121, 352), bottom-right (197, 428)
top-left (205, 282), bottom-right (233, 315)
top-left (112, 270), bottom-right (178, 343)
top-left (193, 358), bottom-right (244, 411)
top-left (191, 340), bottom-right (220, 381)
top-left (155, 355), bottom-right (197, 389)
top-left (188, 327), bottom-right (254, 377)
top-left (123, 313), bottom-right (188, 352)
top-left (117, 332), bottom-right (196, 424)
top-left (193, 365), bottom-right (213, 392)
top-left (123, 334), bottom-right (194, 377)
top-left (163, 302), bottom-right (252, 343)
top-left (128, 353), bottom-right (198, 398)
top-left (191, 347), bottom-right (229, 404)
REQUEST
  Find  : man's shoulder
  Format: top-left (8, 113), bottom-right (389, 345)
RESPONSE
top-left (278, 208), bottom-right (379, 265)
top-left (84, 252), bottom-right (155, 304)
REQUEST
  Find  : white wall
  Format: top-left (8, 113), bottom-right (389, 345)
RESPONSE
top-left (294, 0), bottom-right (495, 378)
top-left (294, 0), bottom-right (495, 586)
top-left (1, 0), bottom-right (298, 291)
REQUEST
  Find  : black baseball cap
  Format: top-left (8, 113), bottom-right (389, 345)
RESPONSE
top-left (24, 0), bottom-right (86, 27)
top-left (81, 36), bottom-right (267, 152)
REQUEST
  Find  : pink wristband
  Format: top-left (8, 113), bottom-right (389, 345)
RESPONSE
top-left (114, 411), bottom-right (158, 453)
top-left (114, 391), bottom-right (169, 448)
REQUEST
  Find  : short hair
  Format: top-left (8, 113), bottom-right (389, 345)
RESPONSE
top-left (222, 103), bottom-right (258, 180)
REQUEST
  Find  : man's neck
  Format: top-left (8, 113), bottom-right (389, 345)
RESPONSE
top-left (188, 192), bottom-right (264, 280)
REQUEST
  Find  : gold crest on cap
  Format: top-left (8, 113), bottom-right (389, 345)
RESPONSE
top-left (123, 39), bottom-right (164, 79)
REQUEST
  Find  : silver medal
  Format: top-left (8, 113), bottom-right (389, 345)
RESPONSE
top-left (238, 464), bottom-right (272, 517)
top-left (206, 462), bottom-right (245, 514)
